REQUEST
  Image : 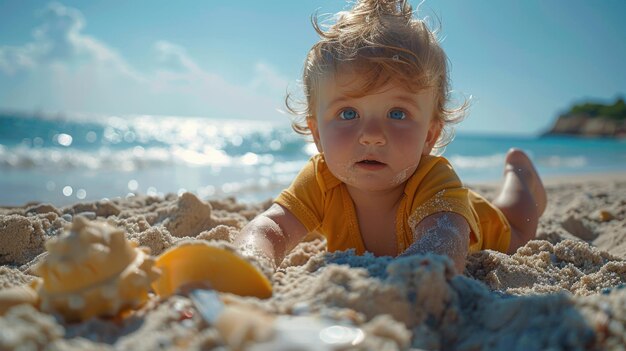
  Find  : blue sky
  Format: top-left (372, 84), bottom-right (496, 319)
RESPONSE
top-left (0, 1), bottom-right (624, 135)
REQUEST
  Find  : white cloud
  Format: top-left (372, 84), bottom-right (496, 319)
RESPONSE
top-left (0, 2), bottom-right (289, 120)
top-left (154, 40), bottom-right (201, 73)
top-left (0, 43), bottom-right (39, 75)
top-left (250, 62), bottom-right (289, 96)
top-left (33, 2), bottom-right (86, 61)
top-left (149, 40), bottom-right (289, 119)
top-left (1, 2), bottom-right (140, 80)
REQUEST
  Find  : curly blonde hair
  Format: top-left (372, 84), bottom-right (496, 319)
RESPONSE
top-left (286, 0), bottom-right (468, 154)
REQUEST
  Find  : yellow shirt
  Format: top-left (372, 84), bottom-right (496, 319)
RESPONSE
top-left (274, 154), bottom-right (511, 255)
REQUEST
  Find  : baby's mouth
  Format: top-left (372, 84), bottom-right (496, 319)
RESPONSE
top-left (356, 159), bottom-right (386, 166)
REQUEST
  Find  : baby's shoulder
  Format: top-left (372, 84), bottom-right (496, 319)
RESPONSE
top-left (310, 154), bottom-right (342, 191)
top-left (406, 155), bottom-right (460, 190)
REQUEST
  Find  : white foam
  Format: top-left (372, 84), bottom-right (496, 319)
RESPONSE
top-left (448, 153), bottom-right (505, 169)
top-left (449, 153), bottom-right (588, 170)
top-left (538, 155), bottom-right (587, 168)
top-left (0, 144), bottom-right (283, 171)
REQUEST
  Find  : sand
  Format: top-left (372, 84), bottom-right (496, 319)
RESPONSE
top-left (0, 174), bottom-right (625, 350)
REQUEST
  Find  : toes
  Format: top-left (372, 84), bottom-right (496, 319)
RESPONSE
top-left (505, 148), bottom-right (531, 165)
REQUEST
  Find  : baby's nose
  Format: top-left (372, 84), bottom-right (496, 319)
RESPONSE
top-left (358, 120), bottom-right (386, 146)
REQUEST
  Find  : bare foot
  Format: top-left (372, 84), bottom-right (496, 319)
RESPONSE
top-left (503, 148), bottom-right (547, 216)
top-left (493, 148), bottom-right (547, 252)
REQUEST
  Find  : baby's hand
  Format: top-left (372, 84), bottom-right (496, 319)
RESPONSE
top-left (399, 212), bottom-right (469, 274)
top-left (234, 203), bottom-right (309, 274)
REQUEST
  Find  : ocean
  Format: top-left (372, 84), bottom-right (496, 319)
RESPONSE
top-left (1, 113), bottom-right (625, 207)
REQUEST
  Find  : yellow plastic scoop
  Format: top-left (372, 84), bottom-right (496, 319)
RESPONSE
top-left (152, 242), bottom-right (272, 299)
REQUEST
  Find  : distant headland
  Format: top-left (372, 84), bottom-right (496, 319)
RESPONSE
top-left (543, 97), bottom-right (626, 138)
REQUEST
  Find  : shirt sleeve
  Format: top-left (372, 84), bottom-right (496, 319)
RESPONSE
top-left (406, 158), bottom-right (481, 247)
top-left (273, 157), bottom-right (324, 232)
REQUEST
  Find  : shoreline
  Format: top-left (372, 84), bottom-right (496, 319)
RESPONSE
top-left (1, 170), bottom-right (624, 210)
top-left (541, 170), bottom-right (626, 185)
top-left (467, 169), bottom-right (626, 188)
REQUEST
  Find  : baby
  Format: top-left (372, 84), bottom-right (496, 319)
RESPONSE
top-left (234, 0), bottom-right (546, 274)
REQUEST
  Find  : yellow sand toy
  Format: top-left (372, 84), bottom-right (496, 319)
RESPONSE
top-left (153, 242), bottom-right (272, 299)
top-left (0, 217), bottom-right (272, 321)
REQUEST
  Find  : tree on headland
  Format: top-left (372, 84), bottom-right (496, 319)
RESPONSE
top-left (567, 97), bottom-right (626, 120)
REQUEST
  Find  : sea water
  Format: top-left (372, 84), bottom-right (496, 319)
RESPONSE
top-left (1, 112), bottom-right (625, 207)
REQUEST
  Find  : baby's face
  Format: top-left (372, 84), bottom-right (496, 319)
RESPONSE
top-left (309, 70), bottom-right (440, 193)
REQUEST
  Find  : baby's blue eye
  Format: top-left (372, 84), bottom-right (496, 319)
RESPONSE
top-left (389, 109), bottom-right (406, 120)
top-left (339, 109), bottom-right (358, 120)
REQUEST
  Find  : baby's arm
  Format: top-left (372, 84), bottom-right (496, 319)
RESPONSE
top-left (398, 212), bottom-right (470, 274)
top-left (233, 203), bottom-right (309, 270)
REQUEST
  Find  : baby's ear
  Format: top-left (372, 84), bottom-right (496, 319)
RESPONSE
top-left (307, 117), bottom-right (323, 152)
top-left (423, 119), bottom-right (442, 155)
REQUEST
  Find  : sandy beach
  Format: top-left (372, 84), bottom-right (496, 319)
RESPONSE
top-left (1, 172), bottom-right (625, 350)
